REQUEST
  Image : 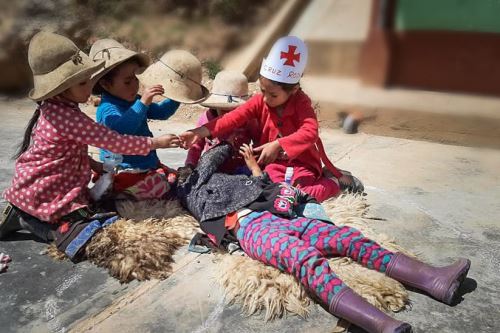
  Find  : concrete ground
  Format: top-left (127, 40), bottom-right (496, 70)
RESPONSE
top-left (0, 98), bottom-right (499, 333)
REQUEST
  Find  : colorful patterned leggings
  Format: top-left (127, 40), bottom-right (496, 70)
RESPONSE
top-left (236, 211), bottom-right (394, 309)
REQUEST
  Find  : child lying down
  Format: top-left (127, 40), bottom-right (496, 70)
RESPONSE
top-left (175, 141), bottom-right (471, 333)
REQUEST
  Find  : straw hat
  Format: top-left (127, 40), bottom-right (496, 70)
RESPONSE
top-left (89, 38), bottom-right (150, 81)
top-left (28, 31), bottom-right (104, 102)
top-left (200, 70), bottom-right (249, 109)
top-left (137, 50), bottom-right (209, 104)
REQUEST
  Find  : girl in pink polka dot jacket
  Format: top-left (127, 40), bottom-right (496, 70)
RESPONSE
top-left (0, 32), bottom-right (179, 242)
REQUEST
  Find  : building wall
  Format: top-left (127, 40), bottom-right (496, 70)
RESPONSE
top-left (395, 0), bottom-right (500, 33)
top-left (361, 0), bottom-right (500, 97)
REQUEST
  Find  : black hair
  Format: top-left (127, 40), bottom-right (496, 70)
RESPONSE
top-left (13, 102), bottom-right (41, 159)
top-left (261, 76), bottom-right (300, 92)
top-left (92, 58), bottom-right (141, 95)
top-left (272, 79), bottom-right (299, 92)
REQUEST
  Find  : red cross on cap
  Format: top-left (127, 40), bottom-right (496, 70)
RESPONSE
top-left (280, 45), bottom-right (300, 67)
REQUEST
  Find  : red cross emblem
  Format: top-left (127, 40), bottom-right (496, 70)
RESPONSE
top-left (280, 45), bottom-right (300, 67)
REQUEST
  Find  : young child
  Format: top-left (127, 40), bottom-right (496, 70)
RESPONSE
top-left (176, 141), bottom-right (471, 333)
top-left (90, 39), bottom-right (181, 199)
top-left (179, 36), bottom-right (361, 202)
top-left (184, 70), bottom-right (260, 174)
top-left (0, 31), bottom-right (179, 242)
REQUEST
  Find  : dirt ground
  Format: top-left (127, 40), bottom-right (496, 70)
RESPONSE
top-left (315, 102), bottom-right (500, 150)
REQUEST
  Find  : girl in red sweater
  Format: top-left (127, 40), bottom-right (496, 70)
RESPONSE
top-left (180, 36), bottom-right (361, 202)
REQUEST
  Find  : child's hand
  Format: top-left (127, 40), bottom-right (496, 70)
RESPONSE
top-left (239, 143), bottom-right (262, 177)
top-left (141, 85), bottom-right (165, 106)
top-left (253, 140), bottom-right (282, 166)
top-left (179, 127), bottom-right (210, 149)
top-left (152, 134), bottom-right (181, 149)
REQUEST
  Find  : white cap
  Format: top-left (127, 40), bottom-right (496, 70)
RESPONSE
top-left (259, 36), bottom-right (308, 84)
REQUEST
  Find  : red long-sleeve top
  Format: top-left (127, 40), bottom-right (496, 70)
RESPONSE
top-left (204, 90), bottom-right (342, 179)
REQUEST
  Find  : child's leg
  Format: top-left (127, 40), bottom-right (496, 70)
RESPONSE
top-left (300, 219), bottom-right (471, 305)
top-left (264, 164), bottom-right (340, 202)
top-left (237, 212), bottom-right (410, 333)
top-left (237, 211), bottom-right (346, 305)
top-left (17, 211), bottom-right (58, 242)
top-left (295, 176), bottom-right (340, 202)
top-left (301, 220), bottom-right (394, 272)
top-left (115, 170), bottom-right (170, 200)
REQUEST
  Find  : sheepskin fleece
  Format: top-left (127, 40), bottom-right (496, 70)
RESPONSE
top-left (91, 200), bottom-right (199, 282)
top-left (216, 194), bottom-right (412, 321)
top-left (48, 199), bottom-right (200, 283)
top-left (47, 195), bottom-right (412, 321)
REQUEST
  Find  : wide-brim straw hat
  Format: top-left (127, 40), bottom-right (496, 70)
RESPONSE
top-left (89, 38), bottom-right (150, 82)
top-left (28, 31), bottom-right (104, 102)
top-left (200, 70), bottom-right (249, 109)
top-left (137, 50), bottom-right (209, 104)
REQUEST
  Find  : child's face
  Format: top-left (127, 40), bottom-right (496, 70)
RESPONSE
top-left (259, 77), bottom-right (296, 108)
top-left (100, 62), bottom-right (140, 102)
top-left (61, 79), bottom-right (93, 103)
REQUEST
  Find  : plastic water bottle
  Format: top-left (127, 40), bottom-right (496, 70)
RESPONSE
top-left (89, 153), bottom-right (122, 201)
top-left (103, 153), bottom-right (123, 173)
top-left (284, 167), bottom-right (294, 185)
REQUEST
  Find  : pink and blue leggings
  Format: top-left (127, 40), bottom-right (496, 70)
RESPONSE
top-left (236, 211), bottom-right (394, 308)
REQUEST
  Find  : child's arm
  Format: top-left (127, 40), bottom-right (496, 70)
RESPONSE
top-left (185, 140), bottom-right (204, 168)
top-left (180, 95), bottom-right (261, 148)
top-left (184, 111), bottom-right (210, 167)
top-left (147, 98), bottom-right (180, 120)
top-left (99, 102), bottom-right (146, 134)
top-left (100, 85), bottom-right (164, 134)
top-left (277, 94), bottom-right (318, 160)
top-left (45, 105), bottom-right (179, 155)
top-left (239, 143), bottom-right (262, 177)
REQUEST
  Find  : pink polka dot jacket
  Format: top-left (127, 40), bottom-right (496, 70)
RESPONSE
top-left (3, 98), bottom-right (152, 223)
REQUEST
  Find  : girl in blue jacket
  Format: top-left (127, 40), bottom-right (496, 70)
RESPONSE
top-left (90, 39), bottom-right (180, 199)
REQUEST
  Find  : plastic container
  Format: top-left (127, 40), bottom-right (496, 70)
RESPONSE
top-left (103, 153), bottom-right (123, 173)
top-left (284, 167), bottom-right (294, 185)
top-left (89, 153), bottom-right (122, 201)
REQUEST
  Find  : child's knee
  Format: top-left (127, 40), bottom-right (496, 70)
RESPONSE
top-left (296, 177), bottom-right (340, 202)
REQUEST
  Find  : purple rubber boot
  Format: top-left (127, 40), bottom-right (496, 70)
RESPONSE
top-left (330, 287), bottom-right (412, 333)
top-left (386, 253), bottom-right (471, 305)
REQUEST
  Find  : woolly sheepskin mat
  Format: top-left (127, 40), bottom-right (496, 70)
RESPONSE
top-left (48, 194), bottom-right (412, 322)
top-left (48, 199), bottom-right (200, 282)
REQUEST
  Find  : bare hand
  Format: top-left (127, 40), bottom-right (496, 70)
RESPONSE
top-left (253, 140), bottom-right (282, 166)
top-left (179, 127), bottom-right (210, 149)
top-left (239, 143), bottom-right (262, 176)
top-left (152, 134), bottom-right (180, 149)
top-left (141, 84), bottom-right (165, 105)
